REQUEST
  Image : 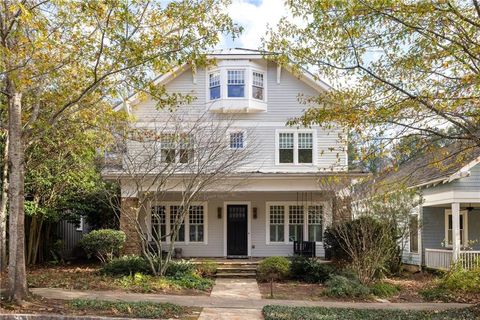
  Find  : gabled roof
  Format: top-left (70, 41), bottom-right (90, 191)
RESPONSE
top-left (376, 142), bottom-right (480, 189)
top-left (114, 48), bottom-right (332, 112)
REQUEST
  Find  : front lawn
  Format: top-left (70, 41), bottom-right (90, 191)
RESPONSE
top-left (262, 305), bottom-right (480, 320)
top-left (26, 263), bottom-right (214, 295)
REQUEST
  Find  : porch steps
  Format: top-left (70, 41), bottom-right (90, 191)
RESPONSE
top-left (215, 262), bottom-right (258, 279)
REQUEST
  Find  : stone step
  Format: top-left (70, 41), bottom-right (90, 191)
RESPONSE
top-left (217, 266), bottom-right (257, 270)
top-left (216, 272), bottom-right (257, 278)
top-left (217, 268), bottom-right (257, 274)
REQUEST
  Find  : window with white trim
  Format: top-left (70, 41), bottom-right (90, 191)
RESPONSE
top-left (269, 206), bottom-right (285, 242)
top-left (230, 131), bottom-right (245, 149)
top-left (277, 131), bottom-right (315, 165)
top-left (189, 205), bottom-right (204, 242)
top-left (252, 71), bottom-right (264, 100)
top-left (308, 206), bottom-right (323, 242)
top-left (289, 205), bottom-right (304, 242)
top-left (279, 133), bottom-right (294, 163)
top-left (409, 215), bottom-right (418, 253)
top-left (159, 133), bottom-right (194, 164)
top-left (209, 72), bottom-right (220, 100)
top-left (151, 206), bottom-right (167, 241)
top-left (161, 134), bottom-right (176, 163)
top-left (445, 211), bottom-right (467, 246)
top-left (227, 70), bottom-right (245, 97)
top-left (170, 205), bottom-right (185, 242)
top-left (298, 133), bottom-right (313, 163)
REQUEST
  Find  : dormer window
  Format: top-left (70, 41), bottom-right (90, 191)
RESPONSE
top-left (227, 70), bottom-right (245, 98)
top-left (252, 72), bottom-right (264, 100)
top-left (209, 72), bottom-right (220, 100)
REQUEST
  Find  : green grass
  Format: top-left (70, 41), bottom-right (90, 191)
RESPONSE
top-left (262, 305), bottom-right (480, 320)
top-left (69, 299), bottom-right (185, 319)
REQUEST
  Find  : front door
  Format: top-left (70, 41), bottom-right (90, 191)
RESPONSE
top-left (227, 205), bottom-right (248, 256)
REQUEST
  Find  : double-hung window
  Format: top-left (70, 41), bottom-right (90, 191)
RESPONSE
top-left (252, 72), bottom-right (264, 100)
top-left (209, 72), bottom-right (221, 100)
top-left (151, 206), bottom-right (167, 241)
top-left (160, 134), bottom-right (176, 163)
top-left (279, 133), bottom-right (294, 163)
top-left (230, 131), bottom-right (245, 149)
top-left (179, 134), bottom-right (194, 164)
top-left (289, 205), bottom-right (304, 242)
top-left (445, 211), bottom-right (467, 247)
top-left (409, 215), bottom-right (418, 253)
top-left (170, 205), bottom-right (185, 242)
top-left (277, 131), bottom-right (314, 165)
top-left (227, 70), bottom-right (245, 97)
top-left (189, 206), bottom-right (204, 242)
top-left (308, 206), bottom-right (323, 242)
top-left (269, 206), bottom-right (285, 242)
top-left (298, 133), bottom-right (313, 163)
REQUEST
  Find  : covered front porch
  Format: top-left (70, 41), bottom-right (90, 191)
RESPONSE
top-left (422, 202), bottom-right (480, 270)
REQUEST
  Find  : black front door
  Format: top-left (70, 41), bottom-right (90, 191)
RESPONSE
top-left (227, 205), bottom-right (248, 256)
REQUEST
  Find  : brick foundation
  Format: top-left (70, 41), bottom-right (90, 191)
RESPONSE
top-left (120, 197), bottom-right (142, 255)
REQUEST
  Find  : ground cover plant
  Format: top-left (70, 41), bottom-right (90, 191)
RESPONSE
top-left (420, 263), bottom-right (480, 302)
top-left (0, 295), bottom-right (200, 319)
top-left (262, 305), bottom-right (480, 320)
top-left (69, 299), bottom-right (184, 319)
top-left (26, 260), bottom-right (214, 295)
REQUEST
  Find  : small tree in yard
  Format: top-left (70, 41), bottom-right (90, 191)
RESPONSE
top-left (104, 111), bottom-right (255, 276)
top-left (321, 176), bottom-right (421, 284)
top-left (257, 257), bottom-right (290, 298)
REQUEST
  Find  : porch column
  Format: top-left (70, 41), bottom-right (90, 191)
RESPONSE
top-left (120, 197), bottom-right (142, 255)
top-left (452, 202), bottom-right (461, 262)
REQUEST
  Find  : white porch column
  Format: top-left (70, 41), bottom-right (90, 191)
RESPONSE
top-left (452, 202), bottom-right (461, 262)
top-left (418, 206), bottom-right (423, 267)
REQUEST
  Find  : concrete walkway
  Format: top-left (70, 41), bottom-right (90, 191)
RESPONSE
top-left (199, 279), bottom-right (263, 319)
top-left (31, 287), bottom-right (471, 312)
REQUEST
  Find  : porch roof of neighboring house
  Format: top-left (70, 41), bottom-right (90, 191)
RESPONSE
top-left (375, 141), bottom-right (480, 190)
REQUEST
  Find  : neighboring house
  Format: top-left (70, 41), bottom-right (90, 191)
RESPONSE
top-left (103, 49), bottom-right (353, 258)
top-left (384, 143), bottom-right (480, 270)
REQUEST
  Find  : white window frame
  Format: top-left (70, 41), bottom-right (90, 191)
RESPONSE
top-left (208, 70), bottom-right (221, 101)
top-left (228, 130), bottom-right (247, 150)
top-left (226, 69), bottom-right (247, 99)
top-left (251, 70), bottom-right (265, 101)
top-left (157, 133), bottom-right (195, 164)
top-left (444, 209), bottom-right (468, 248)
top-left (275, 129), bottom-right (317, 165)
top-left (148, 201), bottom-right (208, 245)
top-left (265, 201), bottom-right (329, 245)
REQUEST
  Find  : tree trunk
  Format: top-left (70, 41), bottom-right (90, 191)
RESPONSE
top-left (7, 91), bottom-right (28, 303)
top-left (0, 132), bottom-right (8, 270)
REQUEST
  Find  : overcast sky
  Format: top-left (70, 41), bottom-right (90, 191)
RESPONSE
top-left (219, 0), bottom-right (288, 49)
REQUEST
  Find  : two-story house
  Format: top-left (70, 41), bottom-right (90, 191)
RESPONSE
top-left (104, 49), bottom-right (350, 258)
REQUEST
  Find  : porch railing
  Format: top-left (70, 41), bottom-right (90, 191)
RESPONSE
top-left (425, 249), bottom-right (480, 270)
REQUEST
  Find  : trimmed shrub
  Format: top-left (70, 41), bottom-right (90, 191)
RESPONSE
top-left (257, 257), bottom-right (291, 282)
top-left (165, 260), bottom-right (195, 278)
top-left (370, 282), bottom-right (400, 298)
top-left (290, 256), bottom-right (334, 283)
top-left (102, 255), bottom-right (151, 276)
top-left (325, 275), bottom-right (370, 298)
top-left (196, 260), bottom-right (218, 278)
top-left (79, 229), bottom-right (125, 264)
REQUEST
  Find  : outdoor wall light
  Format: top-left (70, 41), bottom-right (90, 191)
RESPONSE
top-left (217, 207), bottom-right (222, 219)
top-left (253, 207), bottom-right (258, 219)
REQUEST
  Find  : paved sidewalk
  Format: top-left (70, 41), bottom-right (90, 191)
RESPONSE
top-left (31, 287), bottom-right (471, 311)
